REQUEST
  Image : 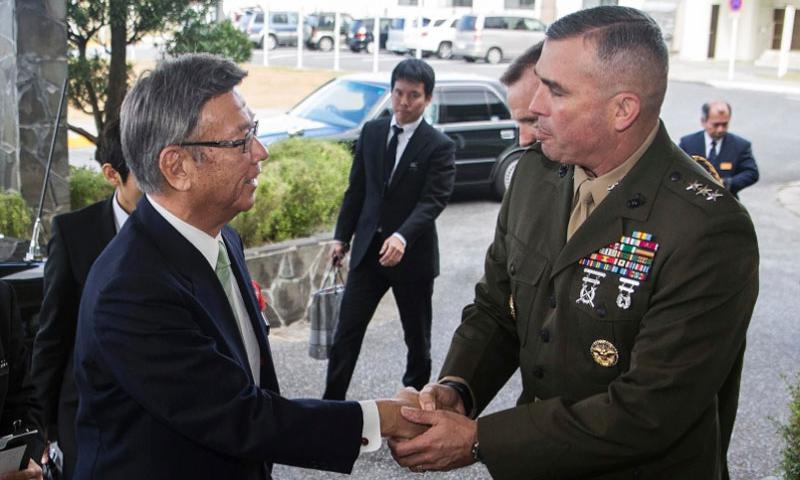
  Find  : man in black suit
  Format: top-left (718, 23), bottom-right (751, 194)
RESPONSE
top-left (72, 54), bottom-right (419, 480)
top-left (679, 101), bottom-right (759, 197)
top-left (324, 59), bottom-right (456, 400)
top-left (1, 281), bottom-right (43, 480)
top-left (30, 119), bottom-right (140, 479)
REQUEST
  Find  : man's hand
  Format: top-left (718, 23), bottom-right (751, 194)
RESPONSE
top-left (389, 407), bottom-right (478, 472)
top-left (0, 459), bottom-right (43, 480)
top-left (419, 383), bottom-right (466, 415)
top-left (376, 398), bottom-right (427, 439)
top-left (379, 236), bottom-right (405, 267)
top-left (330, 241), bottom-right (347, 267)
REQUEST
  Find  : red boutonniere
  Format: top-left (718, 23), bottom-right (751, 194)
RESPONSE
top-left (252, 280), bottom-right (266, 311)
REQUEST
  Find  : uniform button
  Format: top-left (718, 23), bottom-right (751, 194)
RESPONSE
top-left (510, 262), bottom-right (516, 275)
top-left (558, 164), bottom-right (568, 177)
top-left (548, 294), bottom-right (556, 308)
top-left (669, 171), bottom-right (682, 182)
top-left (594, 305), bottom-right (607, 318)
top-left (532, 366), bottom-right (544, 378)
top-left (539, 329), bottom-right (550, 343)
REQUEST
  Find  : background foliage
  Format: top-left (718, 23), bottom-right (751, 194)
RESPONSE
top-left (231, 139), bottom-right (352, 247)
top-left (0, 191), bottom-right (33, 239)
top-left (780, 372), bottom-right (800, 479)
top-left (69, 166), bottom-right (114, 210)
top-left (166, 14), bottom-right (251, 63)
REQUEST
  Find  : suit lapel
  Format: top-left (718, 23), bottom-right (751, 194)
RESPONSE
top-left (375, 119), bottom-right (391, 192)
top-left (550, 123), bottom-right (673, 279)
top-left (222, 229), bottom-right (278, 389)
top-left (387, 119), bottom-right (430, 192)
top-left (135, 198), bottom-right (253, 376)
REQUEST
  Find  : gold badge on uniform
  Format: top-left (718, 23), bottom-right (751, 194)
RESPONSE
top-left (590, 339), bottom-right (619, 367)
top-left (720, 162), bottom-right (733, 171)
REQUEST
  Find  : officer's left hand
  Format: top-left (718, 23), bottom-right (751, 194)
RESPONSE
top-left (388, 407), bottom-right (477, 472)
top-left (379, 236), bottom-right (405, 267)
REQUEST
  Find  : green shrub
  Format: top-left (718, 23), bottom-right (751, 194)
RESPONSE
top-left (167, 15), bottom-right (252, 64)
top-left (780, 372), bottom-right (800, 479)
top-left (0, 190), bottom-right (32, 239)
top-left (69, 166), bottom-right (113, 210)
top-left (231, 138), bottom-right (352, 246)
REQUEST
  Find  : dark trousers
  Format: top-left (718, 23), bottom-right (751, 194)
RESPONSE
top-left (323, 239), bottom-right (434, 400)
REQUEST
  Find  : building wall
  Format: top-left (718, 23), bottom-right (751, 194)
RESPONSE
top-left (0, 0), bottom-right (19, 192)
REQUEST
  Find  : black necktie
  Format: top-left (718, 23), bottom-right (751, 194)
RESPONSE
top-left (384, 125), bottom-right (403, 186)
top-left (708, 139), bottom-right (718, 164)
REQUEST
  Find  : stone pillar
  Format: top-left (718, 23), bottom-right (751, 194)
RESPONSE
top-left (0, 0), bottom-right (69, 221)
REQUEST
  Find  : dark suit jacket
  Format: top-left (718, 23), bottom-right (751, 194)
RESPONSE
top-left (1, 281), bottom-right (40, 435)
top-left (441, 123), bottom-right (759, 479)
top-left (73, 197), bottom-right (363, 480)
top-left (335, 117), bottom-right (455, 279)
top-left (678, 131), bottom-right (759, 196)
top-left (31, 197), bottom-right (116, 469)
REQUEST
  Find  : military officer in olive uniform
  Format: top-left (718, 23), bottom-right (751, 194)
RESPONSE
top-left (389, 7), bottom-right (759, 480)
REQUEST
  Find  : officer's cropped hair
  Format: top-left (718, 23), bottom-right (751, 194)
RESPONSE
top-left (546, 6), bottom-right (669, 115)
top-left (95, 117), bottom-right (130, 183)
top-left (701, 101), bottom-right (732, 121)
top-left (120, 53), bottom-right (247, 194)
top-left (500, 41), bottom-right (543, 87)
top-left (391, 59), bottom-right (435, 98)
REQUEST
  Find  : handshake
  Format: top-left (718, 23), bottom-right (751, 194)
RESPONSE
top-left (377, 383), bottom-right (479, 474)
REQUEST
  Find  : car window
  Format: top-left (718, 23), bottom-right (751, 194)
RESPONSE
top-left (391, 19), bottom-right (405, 29)
top-left (291, 80), bottom-right (388, 128)
top-left (529, 18), bottom-right (546, 32)
top-left (450, 19), bottom-right (459, 28)
top-left (457, 15), bottom-right (477, 31)
top-left (510, 17), bottom-right (529, 31)
top-left (484, 16), bottom-right (508, 30)
top-left (434, 19), bottom-right (447, 27)
top-left (424, 91), bottom-right (442, 125)
top-left (440, 88), bottom-right (488, 123)
top-left (486, 90), bottom-right (511, 120)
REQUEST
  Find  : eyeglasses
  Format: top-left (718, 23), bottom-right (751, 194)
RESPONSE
top-left (179, 121), bottom-right (259, 154)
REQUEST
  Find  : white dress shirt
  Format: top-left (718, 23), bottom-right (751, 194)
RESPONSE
top-left (146, 195), bottom-right (380, 453)
top-left (384, 114), bottom-right (425, 248)
top-left (111, 190), bottom-right (131, 232)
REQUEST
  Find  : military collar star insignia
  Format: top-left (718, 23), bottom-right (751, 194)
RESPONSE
top-left (695, 186), bottom-right (713, 196)
top-left (685, 181), bottom-right (703, 191)
top-left (705, 190), bottom-right (723, 202)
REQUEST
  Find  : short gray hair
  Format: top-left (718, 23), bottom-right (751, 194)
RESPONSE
top-left (546, 6), bottom-right (669, 115)
top-left (120, 53), bottom-right (247, 193)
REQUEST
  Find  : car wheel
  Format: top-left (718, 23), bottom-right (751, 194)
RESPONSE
top-left (464, 56), bottom-right (475, 63)
top-left (267, 34), bottom-right (278, 51)
top-left (318, 36), bottom-right (334, 52)
top-left (486, 47), bottom-right (502, 64)
top-left (436, 42), bottom-right (453, 59)
top-left (349, 46), bottom-right (359, 53)
top-left (493, 150), bottom-right (522, 199)
top-left (365, 41), bottom-right (375, 54)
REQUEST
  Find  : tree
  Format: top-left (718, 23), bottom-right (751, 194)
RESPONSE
top-left (67, 0), bottom-right (216, 144)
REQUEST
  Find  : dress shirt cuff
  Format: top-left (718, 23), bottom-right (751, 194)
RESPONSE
top-left (358, 400), bottom-right (381, 453)
top-left (391, 232), bottom-right (407, 247)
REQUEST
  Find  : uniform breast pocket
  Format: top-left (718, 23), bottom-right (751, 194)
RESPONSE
top-left (569, 271), bottom-right (650, 383)
top-left (506, 235), bottom-right (548, 344)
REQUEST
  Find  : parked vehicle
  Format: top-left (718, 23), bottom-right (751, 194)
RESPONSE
top-left (304, 12), bottom-right (353, 51)
top-left (403, 16), bottom-right (460, 59)
top-left (245, 10), bottom-right (299, 49)
top-left (257, 73), bottom-right (520, 197)
top-left (453, 14), bottom-right (547, 64)
top-left (385, 17), bottom-right (431, 55)
top-left (347, 17), bottom-right (395, 53)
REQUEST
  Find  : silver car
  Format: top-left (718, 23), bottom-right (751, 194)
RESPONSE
top-left (453, 14), bottom-right (546, 64)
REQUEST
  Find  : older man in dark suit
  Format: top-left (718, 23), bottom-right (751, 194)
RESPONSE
top-left (30, 119), bottom-right (139, 479)
top-left (324, 59), bottom-right (456, 401)
top-left (73, 54), bottom-right (419, 480)
top-left (679, 101), bottom-right (759, 197)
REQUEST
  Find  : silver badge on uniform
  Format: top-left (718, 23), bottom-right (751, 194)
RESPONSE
top-left (616, 277), bottom-right (640, 310)
top-left (576, 268), bottom-right (606, 308)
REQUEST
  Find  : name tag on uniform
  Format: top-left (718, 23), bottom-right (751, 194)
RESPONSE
top-left (720, 162), bottom-right (733, 171)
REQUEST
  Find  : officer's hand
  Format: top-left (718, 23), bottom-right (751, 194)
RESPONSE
top-left (0, 459), bottom-right (43, 480)
top-left (389, 407), bottom-right (477, 472)
top-left (419, 383), bottom-right (466, 415)
top-left (379, 236), bottom-right (405, 267)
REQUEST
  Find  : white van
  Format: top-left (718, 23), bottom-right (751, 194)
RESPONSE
top-left (453, 14), bottom-right (546, 64)
top-left (385, 17), bottom-right (432, 55)
top-left (404, 16), bottom-right (460, 59)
